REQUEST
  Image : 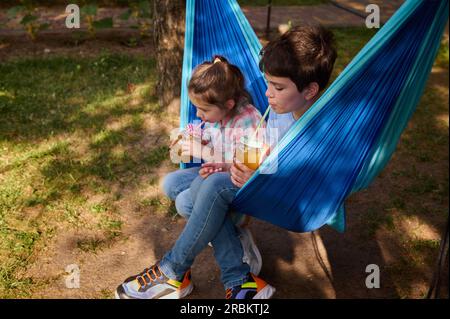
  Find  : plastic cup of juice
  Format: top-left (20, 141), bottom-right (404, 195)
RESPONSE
top-left (235, 136), bottom-right (265, 170)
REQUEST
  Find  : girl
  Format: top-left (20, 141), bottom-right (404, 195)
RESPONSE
top-left (115, 55), bottom-right (267, 300)
top-left (176, 55), bottom-right (263, 178)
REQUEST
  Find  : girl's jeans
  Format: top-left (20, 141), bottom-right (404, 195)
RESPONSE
top-left (160, 167), bottom-right (249, 289)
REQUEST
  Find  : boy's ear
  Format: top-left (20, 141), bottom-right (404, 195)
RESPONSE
top-left (225, 99), bottom-right (236, 110)
top-left (304, 82), bottom-right (320, 101)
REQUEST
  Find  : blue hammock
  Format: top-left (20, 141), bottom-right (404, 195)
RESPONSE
top-left (180, 0), bottom-right (449, 233)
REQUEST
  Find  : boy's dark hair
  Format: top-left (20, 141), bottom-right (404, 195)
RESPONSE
top-left (259, 25), bottom-right (337, 92)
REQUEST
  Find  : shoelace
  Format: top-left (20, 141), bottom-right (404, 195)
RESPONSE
top-left (136, 265), bottom-right (162, 289)
top-left (225, 288), bottom-right (233, 299)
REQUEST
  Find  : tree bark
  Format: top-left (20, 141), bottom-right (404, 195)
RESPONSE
top-left (153, 0), bottom-right (186, 108)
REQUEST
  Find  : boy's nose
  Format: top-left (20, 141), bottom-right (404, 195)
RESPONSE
top-left (265, 89), bottom-right (273, 98)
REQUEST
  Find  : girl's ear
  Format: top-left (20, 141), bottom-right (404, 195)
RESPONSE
top-left (304, 82), bottom-right (320, 101)
top-left (225, 99), bottom-right (236, 110)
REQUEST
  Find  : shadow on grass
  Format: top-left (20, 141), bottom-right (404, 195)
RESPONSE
top-left (0, 55), bottom-right (160, 142)
top-left (0, 54), bottom-right (177, 297)
top-left (0, 53), bottom-right (168, 190)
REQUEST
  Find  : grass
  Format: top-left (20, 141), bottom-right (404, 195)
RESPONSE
top-left (360, 208), bottom-right (395, 240)
top-left (0, 53), bottom-right (169, 297)
top-left (386, 237), bottom-right (442, 298)
top-left (330, 27), bottom-right (379, 76)
top-left (138, 195), bottom-right (176, 217)
top-left (76, 237), bottom-right (107, 253)
top-left (327, 27), bottom-right (448, 297)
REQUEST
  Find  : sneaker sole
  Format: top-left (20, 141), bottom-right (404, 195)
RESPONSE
top-left (114, 282), bottom-right (194, 299)
top-left (254, 284), bottom-right (276, 299)
top-left (161, 282), bottom-right (194, 299)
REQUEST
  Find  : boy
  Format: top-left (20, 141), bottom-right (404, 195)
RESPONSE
top-left (230, 25), bottom-right (337, 186)
top-left (116, 25), bottom-right (337, 299)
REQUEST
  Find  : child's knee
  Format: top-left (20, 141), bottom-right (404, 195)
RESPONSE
top-left (175, 197), bottom-right (191, 219)
top-left (195, 173), bottom-right (237, 204)
top-left (202, 173), bottom-right (234, 191)
top-left (174, 188), bottom-right (193, 219)
top-left (189, 175), bottom-right (204, 202)
top-left (162, 172), bottom-right (179, 199)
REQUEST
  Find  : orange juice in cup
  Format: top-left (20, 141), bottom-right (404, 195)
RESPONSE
top-left (235, 136), bottom-right (265, 170)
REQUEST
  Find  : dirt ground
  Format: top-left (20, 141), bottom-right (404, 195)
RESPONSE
top-left (0, 30), bottom-right (153, 61)
top-left (1, 33), bottom-right (448, 299)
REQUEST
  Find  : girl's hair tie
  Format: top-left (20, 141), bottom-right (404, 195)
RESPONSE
top-left (213, 57), bottom-right (222, 64)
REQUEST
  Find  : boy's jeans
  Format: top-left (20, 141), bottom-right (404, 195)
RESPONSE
top-left (160, 168), bottom-right (249, 289)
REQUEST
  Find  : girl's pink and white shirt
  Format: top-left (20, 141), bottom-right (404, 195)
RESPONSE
top-left (202, 103), bottom-right (264, 163)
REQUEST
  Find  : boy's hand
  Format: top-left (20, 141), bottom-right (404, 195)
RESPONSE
top-left (230, 162), bottom-right (255, 188)
top-left (199, 163), bottom-right (231, 179)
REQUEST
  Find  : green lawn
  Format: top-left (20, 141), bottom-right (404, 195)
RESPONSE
top-left (0, 54), bottom-right (169, 297)
top-left (0, 27), bottom-right (448, 298)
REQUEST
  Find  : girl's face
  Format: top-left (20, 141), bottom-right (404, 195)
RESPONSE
top-left (189, 93), bottom-right (233, 123)
top-left (264, 73), bottom-right (316, 119)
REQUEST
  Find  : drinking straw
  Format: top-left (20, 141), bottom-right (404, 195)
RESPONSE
top-left (195, 120), bottom-right (205, 130)
top-left (172, 120), bottom-right (205, 146)
top-left (250, 106), bottom-right (271, 143)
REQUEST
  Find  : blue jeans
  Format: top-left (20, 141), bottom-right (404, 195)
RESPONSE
top-left (162, 167), bottom-right (199, 219)
top-left (160, 168), bottom-right (249, 289)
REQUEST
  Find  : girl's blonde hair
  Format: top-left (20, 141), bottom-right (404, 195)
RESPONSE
top-left (188, 55), bottom-right (251, 115)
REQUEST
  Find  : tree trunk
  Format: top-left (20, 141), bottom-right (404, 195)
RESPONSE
top-left (153, 0), bottom-right (186, 108)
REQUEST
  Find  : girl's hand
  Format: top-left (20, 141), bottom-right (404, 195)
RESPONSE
top-left (180, 138), bottom-right (211, 159)
top-left (169, 136), bottom-right (182, 148)
top-left (230, 162), bottom-right (255, 188)
top-left (199, 163), bottom-right (231, 179)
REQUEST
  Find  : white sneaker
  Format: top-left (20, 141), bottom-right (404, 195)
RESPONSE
top-left (238, 227), bottom-right (262, 276)
top-left (115, 264), bottom-right (193, 299)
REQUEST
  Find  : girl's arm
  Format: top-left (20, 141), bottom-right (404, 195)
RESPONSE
top-left (199, 162), bottom-right (231, 179)
top-left (180, 138), bottom-right (215, 162)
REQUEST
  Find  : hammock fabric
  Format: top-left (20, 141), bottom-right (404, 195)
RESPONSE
top-left (180, 0), bottom-right (449, 233)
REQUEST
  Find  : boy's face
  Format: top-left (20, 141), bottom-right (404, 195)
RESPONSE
top-left (264, 73), bottom-right (315, 117)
